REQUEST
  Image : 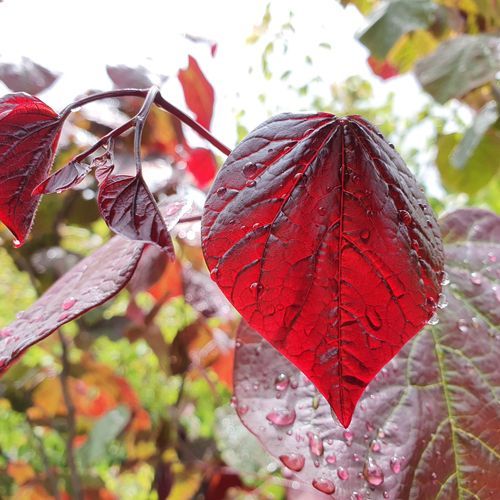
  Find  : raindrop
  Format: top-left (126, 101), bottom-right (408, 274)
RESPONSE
top-left (245, 179), bottom-right (256, 188)
top-left (210, 268), bottom-right (218, 280)
top-left (266, 408), bottom-right (296, 426)
top-left (441, 271), bottom-right (450, 286)
top-left (370, 439), bottom-right (381, 452)
top-left (62, 297), bottom-right (77, 311)
top-left (290, 377), bottom-right (298, 389)
top-left (390, 456), bottom-right (402, 474)
top-left (360, 229), bottom-right (370, 241)
top-left (398, 210), bottom-right (412, 225)
top-left (294, 172), bottom-right (304, 181)
top-left (343, 430), bottom-right (354, 446)
top-left (279, 453), bottom-right (305, 472)
top-left (456, 317), bottom-right (468, 332)
top-left (275, 373), bottom-right (289, 391)
top-left (243, 162), bottom-right (257, 177)
top-left (250, 282), bottom-right (263, 293)
top-left (363, 457), bottom-right (384, 486)
top-left (318, 206), bottom-right (327, 216)
top-left (216, 187), bottom-right (227, 198)
top-left (470, 272), bottom-right (482, 286)
top-left (352, 453), bottom-right (360, 462)
top-left (427, 313), bottom-right (439, 326)
top-left (312, 478), bottom-right (336, 494)
top-left (13, 239), bottom-right (21, 248)
top-left (383, 491), bottom-right (389, 499)
top-left (365, 421), bottom-right (374, 432)
top-left (337, 467), bottom-right (349, 480)
top-left (437, 293), bottom-right (448, 309)
top-left (351, 493), bottom-right (363, 500)
top-left (431, 472), bottom-right (438, 482)
top-left (307, 432), bottom-right (324, 456)
top-left (326, 454), bottom-right (336, 464)
top-left (237, 404), bottom-right (249, 416)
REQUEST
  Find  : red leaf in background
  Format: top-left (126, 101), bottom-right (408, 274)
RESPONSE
top-left (127, 245), bottom-right (169, 295)
top-left (0, 93), bottom-right (62, 244)
top-left (0, 57), bottom-right (59, 95)
top-left (178, 55), bottom-right (215, 129)
top-left (367, 56), bottom-right (399, 80)
top-left (33, 161), bottom-right (90, 195)
top-left (233, 208), bottom-right (500, 498)
top-left (0, 200), bottom-right (190, 373)
top-left (96, 151), bottom-right (175, 257)
top-left (186, 147), bottom-right (217, 188)
top-left (202, 113), bottom-right (444, 427)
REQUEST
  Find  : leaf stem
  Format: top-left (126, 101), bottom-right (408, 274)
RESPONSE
top-left (134, 87), bottom-right (160, 174)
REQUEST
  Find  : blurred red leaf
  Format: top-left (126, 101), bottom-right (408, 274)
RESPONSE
top-left (128, 245), bottom-right (169, 295)
top-left (178, 55), bottom-right (215, 129)
top-left (149, 258), bottom-right (184, 301)
top-left (367, 56), bottom-right (399, 80)
top-left (0, 93), bottom-right (62, 244)
top-left (186, 147), bottom-right (217, 188)
top-left (0, 57), bottom-right (59, 94)
top-left (202, 113), bottom-right (444, 427)
top-left (233, 208), bottom-right (500, 498)
top-left (106, 64), bottom-right (156, 89)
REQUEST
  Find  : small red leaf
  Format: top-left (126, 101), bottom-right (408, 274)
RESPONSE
top-left (0, 57), bottom-right (59, 95)
top-left (96, 152), bottom-right (175, 257)
top-left (202, 113), bottom-right (444, 427)
top-left (0, 93), bottom-right (62, 244)
top-left (33, 161), bottom-right (90, 195)
top-left (178, 55), bottom-right (215, 129)
top-left (186, 147), bottom-right (217, 188)
top-left (367, 56), bottom-right (399, 80)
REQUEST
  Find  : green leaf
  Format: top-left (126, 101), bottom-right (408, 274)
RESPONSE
top-left (358, 0), bottom-right (437, 60)
top-left (415, 35), bottom-right (500, 104)
top-left (437, 130), bottom-right (500, 195)
top-left (78, 405), bottom-right (131, 466)
top-left (451, 101), bottom-right (499, 169)
top-left (341, 0), bottom-right (379, 15)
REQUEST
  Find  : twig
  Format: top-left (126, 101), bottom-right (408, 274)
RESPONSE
top-left (58, 331), bottom-right (83, 500)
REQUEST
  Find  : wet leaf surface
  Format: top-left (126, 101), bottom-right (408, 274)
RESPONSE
top-left (0, 93), bottom-right (62, 244)
top-left (233, 208), bottom-right (500, 498)
top-left (33, 161), bottom-right (91, 195)
top-left (202, 112), bottom-right (444, 426)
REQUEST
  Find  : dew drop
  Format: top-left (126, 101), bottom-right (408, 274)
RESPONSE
top-left (290, 378), bottom-right (298, 389)
top-left (351, 493), bottom-right (363, 500)
top-left (437, 293), bottom-right (448, 310)
top-left (318, 206), bottom-right (327, 216)
top-left (337, 466), bottom-right (349, 480)
top-left (360, 229), bottom-right (370, 241)
top-left (441, 271), bottom-right (450, 286)
top-left (307, 432), bottom-right (324, 456)
top-left (326, 454), bottom-right (336, 464)
top-left (294, 172), bottom-right (304, 181)
top-left (12, 239), bottom-right (21, 248)
top-left (312, 478), bottom-right (335, 494)
top-left (370, 439), bottom-right (381, 452)
top-left (243, 162), bottom-right (257, 177)
top-left (216, 186), bottom-right (227, 198)
top-left (266, 408), bottom-right (296, 426)
top-left (210, 268), bottom-right (218, 280)
top-left (431, 472), bottom-right (437, 482)
top-left (390, 456), bottom-right (402, 474)
top-left (383, 491), bottom-right (389, 498)
top-left (398, 209), bottom-right (412, 225)
top-left (352, 453), bottom-right (360, 462)
top-left (343, 430), bottom-right (354, 446)
top-left (365, 421), bottom-right (374, 432)
top-left (279, 453), bottom-right (305, 471)
top-left (245, 179), bottom-right (256, 188)
top-left (237, 404), bottom-right (249, 416)
top-left (250, 282), bottom-right (263, 293)
top-left (427, 313), bottom-right (439, 326)
top-left (62, 297), bottom-right (77, 311)
top-left (470, 272), bottom-right (482, 286)
top-left (275, 373), bottom-right (289, 391)
top-left (363, 457), bottom-right (384, 486)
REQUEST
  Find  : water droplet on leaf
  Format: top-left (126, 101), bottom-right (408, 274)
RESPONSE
top-left (363, 457), bottom-right (384, 486)
top-left (370, 439), bottom-right (381, 452)
top-left (343, 430), bottom-right (353, 446)
top-left (216, 186), bottom-right (227, 198)
top-left (266, 408), bottom-right (296, 426)
top-left (13, 239), bottom-right (21, 248)
top-left (275, 373), bottom-right (289, 391)
top-left (62, 297), bottom-right (77, 311)
top-left (360, 229), bottom-right (370, 241)
top-left (243, 162), bottom-right (257, 177)
top-left (437, 293), bottom-right (448, 309)
top-left (337, 467), bottom-right (349, 480)
top-left (470, 272), bottom-right (482, 286)
top-left (245, 179), bottom-right (256, 188)
top-left (427, 313), bottom-right (439, 325)
top-left (312, 478), bottom-right (335, 494)
top-left (279, 453), bottom-right (305, 471)
top-left (398, 210), bottom-right (412, 225)
top-left (390, 456), bottom-right (402, 474)
top-left (326, 454), bottom-right (336, 464)
top-left (307, 432), bottom-right (324, 456)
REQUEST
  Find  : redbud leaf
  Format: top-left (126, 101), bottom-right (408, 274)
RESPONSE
top-left (186, 147), bottom-right (217, 188)
top-left (33, 161), bottom-right (91, 195)
top-left (202, 113), bottom-right (444, 427)
top-left (233, 208), bottom-right (500, 498)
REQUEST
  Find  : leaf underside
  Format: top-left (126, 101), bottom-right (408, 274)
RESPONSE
top-left (202, 112), bottom-right (444, 426)
top-left (234, 208), bottom-right (500, 498)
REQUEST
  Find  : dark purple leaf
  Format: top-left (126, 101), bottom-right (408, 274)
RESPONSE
top-left (233, 208), bottom-right (500, 498)
top-left (202, 113), bottom-right (444, 426)
top-left (128, 245), bottom-right (169, 295)
top-left (33, 161), bottom-right (91, 195)
top-left (0, 57), bottom-right (59, 95)
top-left (106, 64), bottom-right (157, 89)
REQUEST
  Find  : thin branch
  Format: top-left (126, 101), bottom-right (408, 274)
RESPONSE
top-left (134, 87), bottom-right (160, 175)
top-left (58, 331), bottom-right (83, 500)
top-left (178, 215), bottom-right (202, 224)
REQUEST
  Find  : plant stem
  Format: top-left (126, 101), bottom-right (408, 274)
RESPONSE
top-left (134, 87), bottom-right (160, 174)
top-left (178, 215), bottom-right (202, 224)
top-left (58, 331), bottom-right (83, 500)
top-left (58, 87), bottom-right (231, 156)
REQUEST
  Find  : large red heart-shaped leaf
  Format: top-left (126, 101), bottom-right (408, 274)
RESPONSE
top-left (0, 199), bottom-right (190, 373)
top-left (202, 113), bottom-right (444, 427)
top-left (178, 55), bottom-right (215, 130)
top-left (233, 207), bottom-right (500, 498)
top-left (0, 93), bottom-right (62, 244)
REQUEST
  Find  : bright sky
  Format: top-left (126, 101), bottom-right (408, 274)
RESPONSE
top-left (0, 0), bottom-right (431, 144)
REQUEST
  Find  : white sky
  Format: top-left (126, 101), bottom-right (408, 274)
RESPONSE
top-left (0, 0), bottom-right (432, 146)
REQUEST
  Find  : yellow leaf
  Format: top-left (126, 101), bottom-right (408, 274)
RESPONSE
top-left (7, 461), bottom-right (35, 485)
top-left (388, 30), bottom-right (438, 73)
top-left (168, 470), bottom-right (203, 500)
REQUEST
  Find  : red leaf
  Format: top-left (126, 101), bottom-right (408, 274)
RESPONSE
top-left (0, 200), bottom-right (190, 373)
top-left (127, 245), bottom-right (169, 295)
top-left (0, 57), bottom-right (59, 95)
top-left (233, 208), bottom-right (500, 497)
top-left (178, 55), bottom-right (215, 129)
top-left (202, 113), bottom-right (444, 427)
top-left (0, 93), bottom-right (62, 244)
top-left (33, 161), bottom-right (90, 195)
top-left (186, 147), bottom-right (217, 188)
top-left (96, 152), bottom-right (175, 257)
top-left (367, 56), bottom-right (399, 80)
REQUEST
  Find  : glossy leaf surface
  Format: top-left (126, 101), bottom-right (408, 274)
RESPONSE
top-left (202, 113), bottom-right (444, 426)
top-left (96, 151), bottom-right (175, 257)
top-left (33, 161), bottom-right (91, 195)
top-left (178, 55), bottom-right (215, 129)
top-left (234, 207), bottom-right (500, 499)
top-left (0, 93), bottom-right (62, 244)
